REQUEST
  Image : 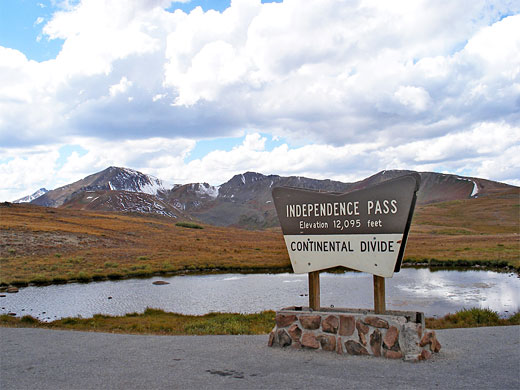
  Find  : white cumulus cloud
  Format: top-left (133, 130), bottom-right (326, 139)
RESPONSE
top-left (0, 0), bottom-right (519, 200)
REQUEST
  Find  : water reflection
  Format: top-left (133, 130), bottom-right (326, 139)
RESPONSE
top-left (0, 269), bottom-right (518, 321)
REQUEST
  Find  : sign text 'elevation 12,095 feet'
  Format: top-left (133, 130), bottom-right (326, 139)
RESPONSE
top-left (272, 174), bottom-right (421, 278)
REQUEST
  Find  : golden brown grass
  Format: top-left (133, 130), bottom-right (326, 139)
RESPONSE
top-left (0, 188), bottom-right (518, 286)
top-left (0, 204), bottom-right (290, 286)
top-left (406, 189), bottom-right (519, 268)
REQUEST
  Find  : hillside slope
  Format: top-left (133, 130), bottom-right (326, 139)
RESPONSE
top-left (60, 190), bottom-right (186, 219)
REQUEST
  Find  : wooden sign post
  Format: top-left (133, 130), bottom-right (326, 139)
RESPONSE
top-left (308, 271), bottom-right (320, 310)
top-left (373, 275), bottom-right (386, 314)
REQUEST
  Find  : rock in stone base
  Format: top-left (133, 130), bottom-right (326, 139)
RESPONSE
top-left (318, 334), bottom-right (336, 351)
top-left (363, 316), bottom-right (389, 329)
top-left (431, 335), bottom-right (442, 353)
top-left (268, 332), bottom-right (275, 347)
top-left (383, 326), bottom-right (399, 349)
top-left (359, 331), bottom-right (367, 346)
top-left (339, 315), bottom-right (355, 336)
top-left (288, 323), bottom-right (302, 341)
top-left (345, 340), bottom-right (369, 356)
top-left (370, 329), bottom-right (382, 357)
top-left (276, 314), bottom-right (297, 328)
top-left (301, 332), bottom-right (320, 349)
top-left (356, 319), bottom-right (369, 335)
top-left (336, 337), bottom-right (343, 354)
top-left (277, 329), bottom-right (292, 347)
top-left (322, 315), bottom-right (339, 334)
top-left (384, 350), bottom-right (403, 359)
top-left (420, 331), bottom-right (442, 352)
top-left (419, 349), bottom-right (432, 361)
top-left (300, 315), bottom-right (321, 330)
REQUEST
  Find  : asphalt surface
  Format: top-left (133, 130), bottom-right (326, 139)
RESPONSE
top-left (1, 326), bottom-right (519, 390)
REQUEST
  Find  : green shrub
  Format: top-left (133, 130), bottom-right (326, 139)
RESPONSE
top-left (20, 315), bottom-right (39, 324)
top-left (51, 276), bottom-right (67, 284)
top-left (76, 272), bottom-right (91, 283)
top-left (29, 275), bottom-right (49, 285)
top-left (428, 307), bottom-right (502, 329)
top-left (456, 308), bottom-right (500, 325)
top-left (11, 280), bottom-right (29, 287)
top-left (61, 317), bottom-right (78, 325)
top-left (175, 222), bottom-right (203, 229)
top-left (507, 312), bottom-right (520, 325)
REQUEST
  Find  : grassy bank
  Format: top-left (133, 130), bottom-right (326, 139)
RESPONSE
top-left (0, 308), bottom-right (276, 335)
top-left (426, 308), bottom-right (520, 329)
top-left (1, 308), bottom-right (518, 335)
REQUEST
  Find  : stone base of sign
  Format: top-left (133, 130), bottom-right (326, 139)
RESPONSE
top-left (268, 307), bottom-right (441, 362)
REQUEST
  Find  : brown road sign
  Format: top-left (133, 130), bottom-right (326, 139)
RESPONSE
top-left (272, 174), bottom-right (420, 277)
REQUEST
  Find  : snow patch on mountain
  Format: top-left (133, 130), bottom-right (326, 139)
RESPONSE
top-left (13, 188), bottom-right (48, 203)
top-left (115, 192), bottom-right (178, 217)
top-left (135, 180), bottom-right (166, 195)
top-left (470, 181), bottom-right (479, 197)
top-left (196, 184), bottom-right (219, 198)
top-left (105, 167), bottom-right (167, 195)
top-left (457, 177), bottom-right (479, 197)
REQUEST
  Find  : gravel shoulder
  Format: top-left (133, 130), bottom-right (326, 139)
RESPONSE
top-left (1, 326), bottom-right (519, 389)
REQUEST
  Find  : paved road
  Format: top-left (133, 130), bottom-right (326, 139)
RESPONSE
top-left (1, 326), bottom-right (519, 389)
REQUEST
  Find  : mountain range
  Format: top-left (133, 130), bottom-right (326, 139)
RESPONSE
top-left (17, 166), bottom-right (517, 229)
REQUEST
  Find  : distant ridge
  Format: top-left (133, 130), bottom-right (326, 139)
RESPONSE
top-left (23, 167), bottom-right (517, 229)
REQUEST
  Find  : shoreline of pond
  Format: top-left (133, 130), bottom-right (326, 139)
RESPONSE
top-left (0, 260), bottom-right (518, 292)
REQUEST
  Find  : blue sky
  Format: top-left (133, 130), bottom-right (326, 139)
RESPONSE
top-left (0, 0), bottom-right (519, 200)
top-left (0, 0), bottom-right (64, 62)
top-left (0, 0), bottom-right (281, 61)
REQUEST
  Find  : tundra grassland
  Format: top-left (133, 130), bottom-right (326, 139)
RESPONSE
top-left (0, 187), bottom-right (518, 286)
top-left (0, 204), bottom-right (289, 286)
top-left (404, 188), bottom-right (519, 268)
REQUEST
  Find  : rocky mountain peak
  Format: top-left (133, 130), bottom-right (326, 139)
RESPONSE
top-left (31, 166), bottom-right (167, 207)
top-left (88, 166), bottom-right (167, 195)
top-left (224, 172), bottom-right (268, 187)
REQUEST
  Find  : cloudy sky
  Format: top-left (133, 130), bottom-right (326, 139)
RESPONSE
top-left (1, 0), bottom-right (519, 201)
